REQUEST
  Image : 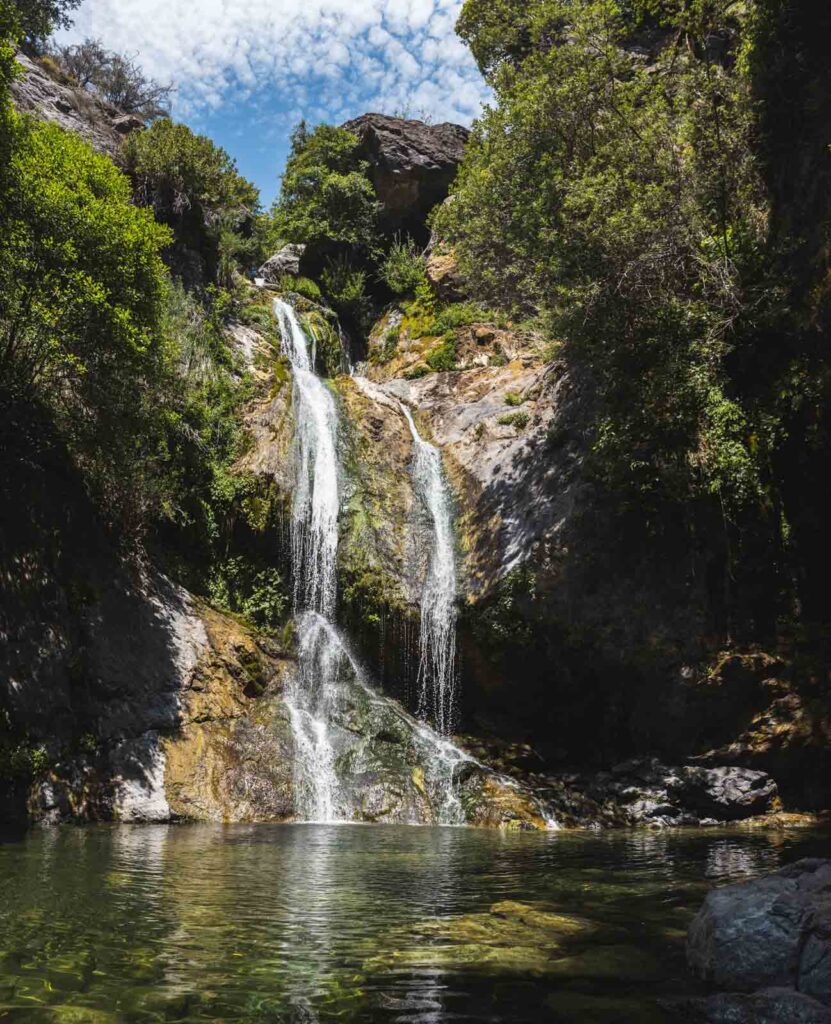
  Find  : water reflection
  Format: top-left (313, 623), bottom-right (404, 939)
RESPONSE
top-left (0, 823), bottom-right (828, 1023)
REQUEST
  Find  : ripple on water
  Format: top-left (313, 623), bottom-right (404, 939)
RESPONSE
top-left (0, 823), bottom-right (829, 1023)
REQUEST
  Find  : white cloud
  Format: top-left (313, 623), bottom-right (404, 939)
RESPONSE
top-left (58, 0), bottom-right (490, 128)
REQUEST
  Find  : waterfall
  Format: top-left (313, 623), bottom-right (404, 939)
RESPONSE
top-left (275, 298), bottom-right (469, 825)
top-left (274, 299), bottom-right (341, 821)
top-left (273, 299), bottom-right (339, 619)
top-left (399, 402), bottom-right (458, 735)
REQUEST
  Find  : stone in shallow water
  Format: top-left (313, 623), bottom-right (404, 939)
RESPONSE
top-left (687, 858), bottom-right (831, 998)
top-left (689, 988), bottom-right (831, 1023)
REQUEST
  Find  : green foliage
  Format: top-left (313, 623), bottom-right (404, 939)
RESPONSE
top-left (275, 274), bottom-right (321, 302)
top-left (125, 119), bottom-right (258, 214)
top-left (273, 122), bottom-right (379, 247)
top-left (378, 235), bottom-right (427, 295)
top-left (0, 112), bottom-right (172, 518)
top-left (9, 0), bottom-right (79, 53)
top-left (444, 0), bottom-right (776, 522)
top-left (497, 411), bottom-right (530, 429)
top-left (404, 364), bottom-right (430, 380)
top-left (299, 307), bottom-right (344, 377)
top-left (504, 392), bottom-right (524, 407)
top-left (425, 335), bottom-right (457, 372)
top-left (443, 0), bottom-right (831, 629)
top-left (320, 252), bottom-right (372, 332)
top-left (208, 557), bottom-right (288, 632)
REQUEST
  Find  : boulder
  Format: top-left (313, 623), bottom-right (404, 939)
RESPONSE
top-left (668, 766), bottom-right (778, 821)
top-left (687, 859), bottom-right (831, 1002)
top-left (258, 243), bottom-right (306, 282)
top-left (342, 113), bottom-right (469, 243)
top-left (426, 247), bottom-right (466, 300)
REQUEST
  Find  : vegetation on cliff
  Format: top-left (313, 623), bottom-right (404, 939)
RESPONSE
top-left (437, 0), bottom-right (831, 641)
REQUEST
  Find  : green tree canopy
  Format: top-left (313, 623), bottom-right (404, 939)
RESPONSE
top-left (272, 121), bottom-right (379, 247)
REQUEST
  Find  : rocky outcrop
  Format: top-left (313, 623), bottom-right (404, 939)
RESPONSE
top-left (258, 244), bottom-right (306, 282)
top-left (342, 114), bottom-right (469, 243)
top-left (687, 859), bottom-right (831, 1020)
top-left (10, 52), bottom-right (133, 157)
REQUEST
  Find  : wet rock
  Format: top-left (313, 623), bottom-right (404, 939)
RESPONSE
top-left (668, 766), bottom-right (778, 821)
top-left (687, 859), bottom-right (831, 1001)
top-left (258, 244), bottom-right (306, 281)
top-left (342, 113), bottom-right (468, 242)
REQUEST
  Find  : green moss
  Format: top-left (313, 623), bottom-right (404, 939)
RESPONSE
top-left (497, 411), bottom-right (530, 429)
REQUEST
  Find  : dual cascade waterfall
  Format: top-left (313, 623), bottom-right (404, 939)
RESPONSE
top-left (273, 298), bottom-right (464, 824)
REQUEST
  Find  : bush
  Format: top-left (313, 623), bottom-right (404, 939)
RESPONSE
top-left (426, 335), bottom-right (457, 372)
top-left (320, 252), bottom-right (371, 331)
top-left (497, 411), bottom-right (529, 429)
top-left (276, 274), bottom-right (321, 302)
top-left (379, 235), bottom-right (427, 295)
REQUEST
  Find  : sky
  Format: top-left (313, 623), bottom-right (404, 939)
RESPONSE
top-left (57, 0), bottom-right (490, 207)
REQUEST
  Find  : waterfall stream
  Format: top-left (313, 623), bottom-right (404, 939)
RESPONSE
top-left (275, 298), bottom-right (469, 825)
top-left (398, 402), bottom-right (458, 735)
top-left (274, 299), bottom-right (341, 821)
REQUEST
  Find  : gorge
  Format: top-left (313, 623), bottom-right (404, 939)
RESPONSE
top-left (1, 0), bottom-right (831, 1021)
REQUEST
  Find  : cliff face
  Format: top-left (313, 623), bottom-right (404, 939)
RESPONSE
top-left (10, 52), bottom-right (140, 156)
top-left (342, 114), bottom-right (469, 245)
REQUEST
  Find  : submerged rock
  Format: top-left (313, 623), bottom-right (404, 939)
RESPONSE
top-left (687, 859), bottom-right (831, 1011)
top-left (689, 989), bottom-right (831, 1023)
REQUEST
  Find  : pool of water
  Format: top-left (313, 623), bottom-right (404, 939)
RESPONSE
top-left (0, 823), bottom-right (828, 1023)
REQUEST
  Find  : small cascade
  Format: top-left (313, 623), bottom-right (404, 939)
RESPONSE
top-left (399, 402), bottom-right (458, 735)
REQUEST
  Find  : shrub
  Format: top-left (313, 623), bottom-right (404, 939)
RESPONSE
top-left (497, 411), bottom-right (530, 429)
top-left (504, 391), bottom-right (524, 407)
top-left (426, 335), bottom-right (457, 372)
top-left (276, 274), bottom-right (321, 302)
top-left (379, 235), bottom-right (427, 295)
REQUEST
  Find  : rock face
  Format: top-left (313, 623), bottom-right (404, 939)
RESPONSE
top-left (668, 766), bottom-right (778, 821)
top-left (687, 859), bottom-right (831, 1019)
top-left (10, 52), bottom-right (131, 157)
top-left (258, 244), bottom-right (307, 282)
top-left (342, 114), bottom-right (469, 243)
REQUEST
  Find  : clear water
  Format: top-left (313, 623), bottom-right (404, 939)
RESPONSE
top-left (1, 823), bottom-right (828, 1023)
top-left (399, 402), bottom-right (458, 735)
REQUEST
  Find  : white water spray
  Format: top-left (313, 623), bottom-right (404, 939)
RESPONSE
top-left (274, 300), bottom-right (340, 619)
top-left (399, 402), bottom-right (458, 735)
top-left (274, 299), bottom-right (341, 820)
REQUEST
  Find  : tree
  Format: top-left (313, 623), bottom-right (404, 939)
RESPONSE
top-left (56, 40), bottom-right (173, 119)
top-left (10, 0), bottom-right (80, 53)
top-left (439, 0), bottom-right (794, 631)
top-left (273, 122), bottom-right (379, 247)
top-left (0, 112), bottom-right (172, 511)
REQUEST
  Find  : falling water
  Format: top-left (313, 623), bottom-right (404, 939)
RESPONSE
top-left (273, 299), bottom-right (339, 619)
top-left (275, 298), bottom-right (470, 824)
top-left (274, 299), bottom-right (341, 821)
top-left (399, 402), bottom-right (458, 735)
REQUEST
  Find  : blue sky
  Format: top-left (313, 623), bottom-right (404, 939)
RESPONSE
top-left (58, 0), bottom-right (489, 207)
